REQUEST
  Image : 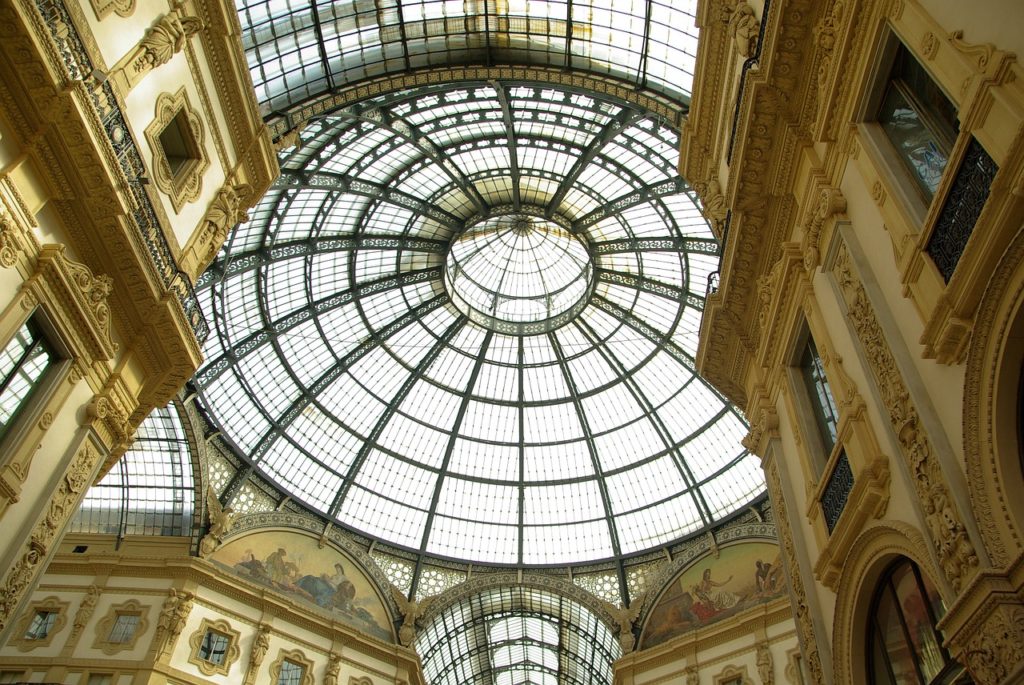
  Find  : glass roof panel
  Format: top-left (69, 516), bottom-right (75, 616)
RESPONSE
top-left (236, 0), bottom-right (697, 116)
top-left (194, 82), bottom-right (761, 566)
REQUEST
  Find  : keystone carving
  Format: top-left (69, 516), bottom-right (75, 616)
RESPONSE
top-left (132, 12), bottom-right (203, 75)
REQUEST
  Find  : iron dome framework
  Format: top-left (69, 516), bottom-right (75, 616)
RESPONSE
top-left (191, 81), bottom-right (763, 568)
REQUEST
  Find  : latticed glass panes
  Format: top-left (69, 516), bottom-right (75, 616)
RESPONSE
top-left (237, 0), bottom-right (699, 115)
top-left (0, 321), bottom-right (53, 439)
top-left (193, 81), bottom-right (762, 566)
top-left (416, 586), bottom-right (620, 685)
top-left (107, 614), bottom-right (140, 644)
top-left (71, 405), bottom-right (195, 536)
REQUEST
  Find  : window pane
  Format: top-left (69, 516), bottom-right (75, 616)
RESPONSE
top-left (892, 565), bottom-right (945, 682)
top-left (800, 336), bottom-right (838, 457)
top-left (107, 614), bottom-right (140, 643)
top-left (278, 660), bottom-right (305, 685)
top-left (24, 610), bottom-right (57, 639)
top-left (876, 584), bottom-right (921, 684)
top-left (878, 45), bottom-right (959, 201)
top-left (0, 322), bottom-right (53, 436)
top-left (200, 630), bottom-right (230, 664)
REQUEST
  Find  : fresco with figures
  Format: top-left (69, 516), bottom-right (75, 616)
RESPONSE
top-left (210, 531), bottom-right (392, 642)
top-left (640, 541), bottom-right (787, 649)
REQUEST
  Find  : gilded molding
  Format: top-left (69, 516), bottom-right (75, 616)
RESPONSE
top-left (831, 245), bottom-right (979, 593)
top-left (0, 440), bottom-right (100, 633)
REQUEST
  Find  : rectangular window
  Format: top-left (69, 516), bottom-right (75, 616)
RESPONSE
top-left (278, 660), bottom-right (305, 685)
top-left (86, 675), bottom-right (113, 685)
top-left (800, 335), bottom-right (839, 457)
top-left (877, 43), bottom-right (959, 203)
top-left (199, 629), bottom-right (230, 665)
top-left (24, 610), bottom-right (58, 640)
top-left (0, 321), bottom-right (54, 441)
top-left (107, 614), bottom-right (140, 644)
top-left (0, 672), bottom-right (25, 684)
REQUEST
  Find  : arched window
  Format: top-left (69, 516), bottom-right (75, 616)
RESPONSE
top-left (867, 559), bottom-right (971, 684)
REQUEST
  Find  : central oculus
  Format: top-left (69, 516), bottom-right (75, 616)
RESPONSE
top-left (444, 215), bottom-right (593, 334)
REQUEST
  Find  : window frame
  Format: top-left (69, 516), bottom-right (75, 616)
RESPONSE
top-left (269, 649), bottom-right (314, 685)
top-left (187, 618), bottom-right (241, 676)
top-left (9, 596), bottom-right (69, 651)
top-left (865, 558), bottom-right (970, 684)
top-left (786, 325), bottom-right (841, 482)
top-left (93, 599), bottom-right (149, 655)
top-left (0, 312), bottom-right (70, 460)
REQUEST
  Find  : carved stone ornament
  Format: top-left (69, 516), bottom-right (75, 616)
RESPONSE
top-left (960, 604), bottom-right (1024, 683)
top-left (757, 641), bottom-right (774, 684)
top-left (390, 585), bottom-right (433, 647)
top-left (144, 88), bottom-right (209, 214)
top-left (766, 462), bottom-right (825, 684)
top-left (199, 486), bottom-right (236, 557)
top-left (157, 588), bottom-right (193, 654)
top-left (89, 0), bottom-right (134, 20)
top-left (802, 186), bottom-right (846, 271)
top-left (200, 184), bottom-right (252, 268)
top-left (324, 652), bottom-right (342, 685)
top-left (70, 585), bottom-right (100, 639)
top-left (729, 1), bottom-right (760, 58)
top-left (0, 208), bottom-right (24, 268)
top-left (247, 623), bottom-right (272, 676)
top-left (921, 31), bottom-right (940, 60)
top-left (131, 12), bottom-right (203, 75)
top-left (695, 177), bottom-right (728, 236)
top-left (814, 0), bottom-right (844, 120)
top-left (0, 441), bottom-right (99, 633)
top-left (30, 246), bottom-right (117, 361)
top-left (831, 246), bottom-right (979, 592)
top-left (603, 597), bottom-right (643, 653)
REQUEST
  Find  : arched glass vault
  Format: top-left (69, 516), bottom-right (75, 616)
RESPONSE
top-left (191, 81), bottom-right (763, 568)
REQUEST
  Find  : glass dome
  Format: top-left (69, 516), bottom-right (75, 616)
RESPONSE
top-left (445, 214), bottom-right (593, 333)
top-left (192, 80), bottom-right (763, 567)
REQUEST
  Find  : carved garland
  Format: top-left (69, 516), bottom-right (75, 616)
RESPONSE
top-left (830, 245), bottom-right (979, 593)
top-left (0, 441), bottom-right (99, 632)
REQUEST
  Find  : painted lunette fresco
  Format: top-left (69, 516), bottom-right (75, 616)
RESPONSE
top-left (210, 530), bottom-right (393, 642)
top-left (640, 541), bottom-right (787, 649)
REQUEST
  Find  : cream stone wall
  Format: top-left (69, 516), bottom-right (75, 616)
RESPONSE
top-left (683, 0), bottom-right (1024, 682)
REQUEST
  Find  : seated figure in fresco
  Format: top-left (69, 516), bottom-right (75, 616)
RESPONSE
top-left (692, 568), bottom-right (740, 618)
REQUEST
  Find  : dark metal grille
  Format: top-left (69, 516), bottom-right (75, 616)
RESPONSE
top-left (926, 137), bottom-right (998, 283)
top-left (821, 450), bottom-right (853, 534)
